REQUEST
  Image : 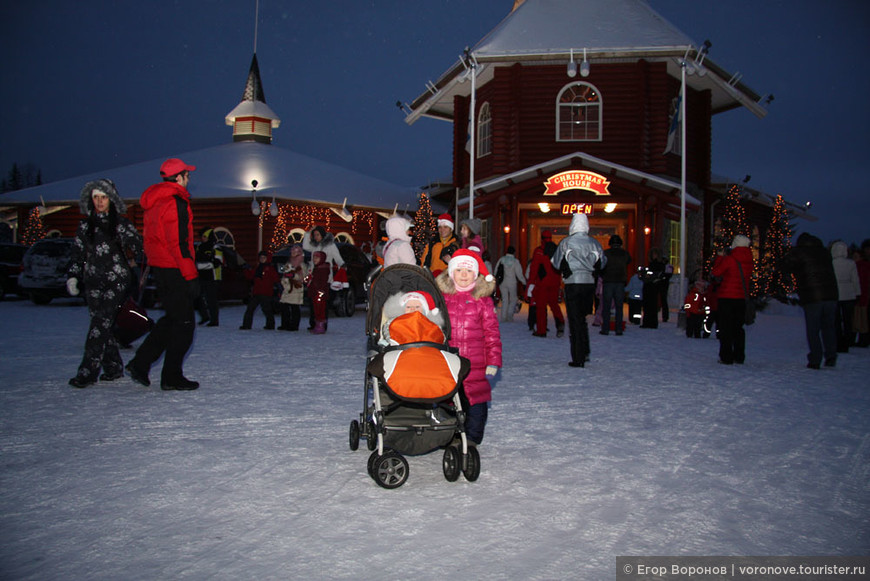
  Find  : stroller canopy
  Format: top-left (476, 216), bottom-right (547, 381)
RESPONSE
top-left (366, 264), bottom-right (451, 341)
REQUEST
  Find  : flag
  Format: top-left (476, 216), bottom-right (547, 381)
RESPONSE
top-left (663, 92), bottom-right (682, 156)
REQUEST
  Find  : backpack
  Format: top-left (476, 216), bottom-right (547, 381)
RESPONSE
top-left (495, 262), bottom-right (505, 285)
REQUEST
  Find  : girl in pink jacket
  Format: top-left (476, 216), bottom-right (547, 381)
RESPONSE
top-left (436, 249), bottom-right (502, 444)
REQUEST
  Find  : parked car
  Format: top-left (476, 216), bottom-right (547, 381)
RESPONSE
top-left (0, 242), bottom-right (29, 300)
top-left (272, 242), bottom-right (375, 317)
top-left (140, 244), bottom-right (252, 308)
top-left (17, 238), bottom-right (76, 304)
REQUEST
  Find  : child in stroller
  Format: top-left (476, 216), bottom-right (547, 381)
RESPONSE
top-left (349, 264), bottom-right (478, 489)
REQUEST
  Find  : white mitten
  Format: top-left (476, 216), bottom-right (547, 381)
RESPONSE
top-left (485, 365), bottom-right (498, 377)
top-left (66, 278), bottom-right (79, 296)
top-left (526, 284), bottom-right (535, 298)
top-left (330, 281), bottom-right (343, 291)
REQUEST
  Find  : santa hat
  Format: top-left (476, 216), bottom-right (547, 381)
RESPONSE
top-left (447, 249), bottom-right (494, 282)
top-left (400, 291), bottom-right (439, 316)
top-left (437, 213), bottom-right (454, 230)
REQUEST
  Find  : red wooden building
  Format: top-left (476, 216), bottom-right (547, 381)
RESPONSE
top-left (403, 0), bottom-right (809, 287)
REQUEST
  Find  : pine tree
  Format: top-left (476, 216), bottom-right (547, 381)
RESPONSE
top-left (706, 184), bottom-right (750, 275)
top-left (413, 192), bottom-right (437, 261)
top-left (756, 195), bottom-right (795, 301)
top-left (21, 207), bottom-right (47, 245)
top-left (270, 203), bottom-right (289, 251)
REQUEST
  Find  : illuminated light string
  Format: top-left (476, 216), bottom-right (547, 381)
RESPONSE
top-left (264, 201), bottom-right (378, 251)
top-left (21, 206), bottom-right (47, 246)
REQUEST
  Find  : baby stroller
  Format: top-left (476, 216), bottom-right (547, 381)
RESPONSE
top-left (349, 264), bottom-right (479, 488)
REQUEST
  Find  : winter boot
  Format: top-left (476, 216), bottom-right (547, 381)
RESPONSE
top-left (556, 319), bottom-right (565, 338)
top-left (310, 321), bottom-right (327, 335)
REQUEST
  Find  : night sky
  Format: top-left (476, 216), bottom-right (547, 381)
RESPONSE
top-left (2, 1), bottom-right (868, 245)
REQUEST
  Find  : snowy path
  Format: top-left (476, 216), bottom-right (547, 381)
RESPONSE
top-left (1, 299), bottom-right (868, 580)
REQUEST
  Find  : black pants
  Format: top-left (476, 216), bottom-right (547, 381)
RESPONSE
top-left (835, 299), bottom-right (855, 352)
top-left (243, 295), bottom-right (276, 329)
top-left (717, 298), bottom-right (746, 364)
top-left (564, 283), bottom-right (595, 364)
top-left (132, 267), bottom-right (195, 383)
top-left (197, 275), bottom-right (219, 324)
top-left (641, 282), bottom-right (659, 328)
top-left (280, 303), bottom-right (301, 330)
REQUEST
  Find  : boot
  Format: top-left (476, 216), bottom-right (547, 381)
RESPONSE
top-left (310, 321), bottom-right (327, 335)
top-left (555, 319), bottom-right (565, 338)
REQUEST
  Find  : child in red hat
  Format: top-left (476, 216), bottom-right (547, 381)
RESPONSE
top-left (436, 249), bottom-right (502, 445)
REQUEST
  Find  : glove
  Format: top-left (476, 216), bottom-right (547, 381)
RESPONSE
top-left (526, 284), bottom-right (535, 298)
top-left (187, 278), bottom-right (201, 300)
top-left (485, 365), bottom-right (498, 377)
top-left (330, 281), bottom-right (343, 291)
top-left (66, 278), bottom-right (79, 296)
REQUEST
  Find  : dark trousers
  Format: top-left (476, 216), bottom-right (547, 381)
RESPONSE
top-left (196, 275), bottom-right (219, 324)
top-left (835, 299), bottom-right (855, 352)
top-left (641, 282), bottom-right (659, 328)
top-left (717, 298), bottom-right (746, 364)
top-left (628, 298), bottom-right (642, 324)
top-left (601, 281), bottom-right (625, 332)
top-left (280, 303), bottom-right (301, 330)
top-left (564, 283), bottom-right (595, 364)
top-left (803, 300), bottom-right (838, 366)
top-left (133, 267), bottom-right (195, 383)
top-left (74, 285), bottom-right (126, 381)
top-left (686, 313), bottom-right (704, 338)
top-left (243, 295), bottom-right (275, 329)
top-left (459, 387), bottom-right (489, 445)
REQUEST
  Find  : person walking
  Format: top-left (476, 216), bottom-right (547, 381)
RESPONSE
top-left (551, 214), bottom-right (606, 367)
top-left (494, 246), bottom-right (526, 322)
top-left (126, 158), bottom-right (200, 391)
top-left (782, 232), bottom-right (839, 369)
top-left (710, 235), bottom-right (754, 365)
top-left (527, 232), bottom-right (564, 338)
top-left (830, 240), bottom-right (860, 353)
top-left (599, 234), bottom-right (631, 335)
top-left (66, 179), bottom-right (143, 388)
top-left (195, 227), bottom-right (221, 327)
top-left (239, 250), bottom-right (280, 330)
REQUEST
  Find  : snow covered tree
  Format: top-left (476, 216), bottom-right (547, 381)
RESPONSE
top-left (21, 207), bottom-right (47, 245)
top-left (413, 192), bottom-right (437, 261)
top-left (756, 195), bottom-right (795, 301)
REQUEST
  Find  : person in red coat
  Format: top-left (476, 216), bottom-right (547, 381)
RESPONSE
top-left (306, 251), bottom-right (332, 334)
top-left (711, 234), bottom-right (754, 364)
top-left (127, 158), bottom-right (200, 391)
top-left (527, 231), bottom-right (565, 337)
top-left (683, 279), bottom-right (709, 339)
top-left (240, 250), bottom-right (280, 330)
top-left (436, 249), bottom-right (502, 444)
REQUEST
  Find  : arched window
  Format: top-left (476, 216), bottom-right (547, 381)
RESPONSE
top-left (213, 227), bottom-right (235, 248)
top-left (477, 102), bottom-right (492, 158)
top-left (335, 232), bottom-right (354, 245)
top-left (287, 228), bottom-right (306, 245)
top-left (556, 82), bottom-right (602, 142)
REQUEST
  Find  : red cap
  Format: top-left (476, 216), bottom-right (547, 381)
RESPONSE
top-left (159, 158), bottom-right (196, 177)
top-left (437, 213), bottom-right (454, 230)
top-left (401, 291), bottom-right (439, 315)
top-left (447, 248), bottom-right (493, 282)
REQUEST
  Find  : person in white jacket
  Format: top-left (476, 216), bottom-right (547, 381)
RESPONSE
top-left (302, 226), bottom-right (345, 329)
top-left (494, 246), bottom-right (526, 322)
top-left (383, 216), bottom-right (417, 267)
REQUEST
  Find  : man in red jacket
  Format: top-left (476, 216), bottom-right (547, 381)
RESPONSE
top-left (126, 158), bottom-right (200, 390)
top-left (711, 234), bottom-right (754, 365)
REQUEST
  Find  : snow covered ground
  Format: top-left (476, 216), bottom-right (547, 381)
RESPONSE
top-left (1, 297), bottom-right (868, 580)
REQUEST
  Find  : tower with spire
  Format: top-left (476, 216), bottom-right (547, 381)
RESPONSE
top-left (225, 54), bottom-right (281, 144)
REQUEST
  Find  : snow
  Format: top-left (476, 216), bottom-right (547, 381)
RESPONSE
top-left (1, 297), bottom-right (868, 580)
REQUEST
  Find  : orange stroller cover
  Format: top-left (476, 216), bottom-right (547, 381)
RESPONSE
top-left (367, 311), bottom-right (469, 403)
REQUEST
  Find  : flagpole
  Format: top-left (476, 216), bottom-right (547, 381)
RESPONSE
top-left (469, 57), bottom-right (477, 220)
top-left (679, 57), bottom-right (687, 302)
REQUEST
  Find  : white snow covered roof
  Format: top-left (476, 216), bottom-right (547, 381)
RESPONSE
top-left (0, 141), bottom-right (418, 211)
top-left (405, 0), bottom-right (767, 124)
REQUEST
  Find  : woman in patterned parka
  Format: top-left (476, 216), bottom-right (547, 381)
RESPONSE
top-left (66, 179), bottom-right (142, 388)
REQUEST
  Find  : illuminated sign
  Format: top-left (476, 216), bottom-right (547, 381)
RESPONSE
top-left (543, 170), bottom-right (611, 196)
top-left (561, 203), bottom-right (594, 215)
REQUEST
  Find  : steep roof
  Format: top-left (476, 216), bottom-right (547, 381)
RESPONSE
top-left (405, 0), bottom-right (767, 124)
top-left (0, 142), bottom-right (417, 211)
top-left (225, 53), bottom-right (281, 133)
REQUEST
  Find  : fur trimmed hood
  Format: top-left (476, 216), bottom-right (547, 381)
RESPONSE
top-left (435, 269), bottom-right (496, 299)
top-left (79, 178), bottom-right (126, 215)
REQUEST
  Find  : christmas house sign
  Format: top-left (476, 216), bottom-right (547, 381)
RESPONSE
top-left (543, 170), bottom-right (611, 196)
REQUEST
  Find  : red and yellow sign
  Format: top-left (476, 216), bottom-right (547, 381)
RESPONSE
top-left (561, 203), bottom-right (594, 215)
top-left (543, 170), bottom-right (611, 196)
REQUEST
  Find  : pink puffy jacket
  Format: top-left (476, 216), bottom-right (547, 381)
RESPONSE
top-left (436, 272), bottom-right (503, 405)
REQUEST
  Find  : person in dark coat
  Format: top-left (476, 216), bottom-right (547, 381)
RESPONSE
top-left (640, 248), bottom-right (669, 328)
top-left (195, 227), bottom-right (221, 326)
top-left (599, 234), bottom-right (631, 335)
top-left (66, 179), bottom-right (143, 388)
top-left (782, 232), bottom-right (840, 368)
top-left (240, 250), bottom-right (280, 330)
top-left (711, 235), bottom-right (754, 364)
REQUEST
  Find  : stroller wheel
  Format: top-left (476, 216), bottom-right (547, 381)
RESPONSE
top-left (442, 446), bottom-right (461, 482)
top-left (366, 421), bottom-right (377, 451)
top-left (462, 445), bottom-right (481, 482)
top-left (349, 420), bottom-right (360, 451)
top-left (371, 450), bottom-right (409, 489)
top-left (367, 451), bottom-right (380, 477)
